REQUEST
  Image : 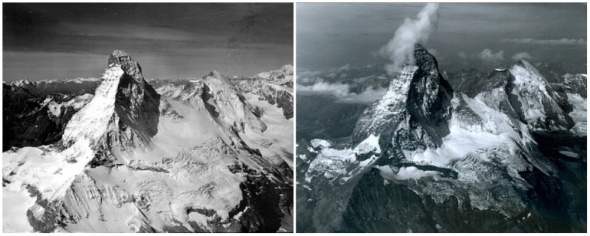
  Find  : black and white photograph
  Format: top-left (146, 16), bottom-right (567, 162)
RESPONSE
top-left (3, 3), bottom-right (293, 233)
top-left (296, 2), bottom-right (586, 233)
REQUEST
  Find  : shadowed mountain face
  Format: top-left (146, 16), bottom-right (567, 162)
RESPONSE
top-left (296, 45), bottom-right (586, 233)
top-left (3, 79), bottom-right (100, 151)
top-left (3, 51), bottom-right (294, 233)
top-left (353, 45), bottom-right (454, 149)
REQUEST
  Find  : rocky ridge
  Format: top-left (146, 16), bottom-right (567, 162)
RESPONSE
top-left (297, 44), bottom-right (586, 232)
top-left (3, 51), bottom-right (293, 233)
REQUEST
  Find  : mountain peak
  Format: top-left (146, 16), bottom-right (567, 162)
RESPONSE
top-left (205, 70), bottom-right (233, 85)
top-left (281, 65), bottom-right (294, 74)
top-left (11, 78), bottom-right (34, 87)
top-left (353, 43), bottom-right (453, 147)
top-left (207, 70), bottom-right (224, 79)
top-left (63, 50), bottom-right (160, 152)
top-left (413, 44), bottom-right (440, 71)
top-left (108, 50), bottom-right (143, 82)
top-left (414, 43), bottom-right (426, 51)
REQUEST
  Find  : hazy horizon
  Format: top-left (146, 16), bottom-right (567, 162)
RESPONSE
top-left (297, 3), bottom-right (587, 74)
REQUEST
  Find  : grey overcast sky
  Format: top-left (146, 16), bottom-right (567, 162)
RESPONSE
top-left (297, 3), bottom-right (587, 73)
top-left (3, 3), bottom-right (293, 81)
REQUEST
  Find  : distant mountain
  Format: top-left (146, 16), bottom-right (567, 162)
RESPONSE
top-left (3, 78), bottom-right (99, 151)
top-left (297, 44), bottom-right (586, 233)
top-left (3, 51), bottom-right (293, 233)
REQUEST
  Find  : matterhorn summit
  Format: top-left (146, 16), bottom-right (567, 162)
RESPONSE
top-left (297, 45), bottom-right (586, 233)
top-left (3, 51), bottom-right (293, 233)
top-left (354, 44), bottom-right (454, 148)
top-left (63, 50), bottom-right (160, 157)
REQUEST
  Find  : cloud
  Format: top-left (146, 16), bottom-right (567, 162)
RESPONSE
top-left (297, 77), bottom-right (324, 85)
top-left (379, 3), bottom-right (440, 75)
top-left (511, 52), bottom-right (533, 61)
top-left (298, 82), bottom-right (350, 97)
top-left (428, 48), bottom-right (443, 59)
top-left (501, 38), bottom-right (586, 45)
top-left (458, 51), bottom-right (467, 59)
top-left (297, 82), bottom-right (386, 104)
top-left (335, 86), bottom-right (388, 104)
top-left (297, 70), bottom-right (323, 78)
top-left (394, 166), bottom-right (440, 180)
top-left (296, 70), bottom-right (325, 85)
top-left (352, 76), bottom-right (370, 84)
top-left (477, 49), bottom-right (504, 65)
top-left (339, 64), bottom-right (350, 72)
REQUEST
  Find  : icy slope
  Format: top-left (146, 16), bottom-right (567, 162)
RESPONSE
top-left (3, 79), bottom-right (98, 151)
top-left (508, 60), bottom-right (573, 131)
top-left (155, 68), bottom-right (294, 167)
top-left (353, 44), bottom-right (453, 149)
top-left (297, 45), bottom-right (586, 232)
top-left (4, 51), bottom-right (292, 233)
top-left (231, 65), bottom-right (294, 119)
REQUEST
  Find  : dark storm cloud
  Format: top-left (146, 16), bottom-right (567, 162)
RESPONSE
top-left (3, 3), bottom-right (293, 81)
top-left (297, 3), bottom-right (586, 73)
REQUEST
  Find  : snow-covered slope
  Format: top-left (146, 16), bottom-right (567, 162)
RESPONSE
top-left (297, 45), bottom-right (586, 233)
top-left (230, 65), bottom-right (294, 119)
top-left (508, 60), bottom-right (574, 131)
top-left (3, 51), bottom-right (293, 233)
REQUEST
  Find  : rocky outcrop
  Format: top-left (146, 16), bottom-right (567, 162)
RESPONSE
top-left (4, 51), bottom-right (293, 233)
top-left (62, 50), bottom-right (160, 156)
top-left (2, 82), bottom-right (94, 151)
top-left (507, 60), bottom-right (574, 131)
top-left (231, 65), bottom-right (294, 119)
top-left (297, 46), bottom-right (586, 233)
top-left (562, 73), bottom-right (587, 98)
top-left (353, 44), bottom-right (453, 149)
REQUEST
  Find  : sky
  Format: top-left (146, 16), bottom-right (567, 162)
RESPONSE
top-left (297, 3), bottom-right (587, 73)
top-left (3, 3), bottom-right (293, 81)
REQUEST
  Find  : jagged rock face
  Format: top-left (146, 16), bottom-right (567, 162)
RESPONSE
top-left (202, 71), bottom-right (267, 133)
top-left (405, 45), bottom-right (454, 146)
top-left (2, 81), bottom-right (95, 152)
top-left (110, 50), bottom-right (161, 140)
top-left (297, 46), bottom-right (586, 233)
top-left (3, 55), bottom-right (292, 233)
top-left (232, 79), bottom-right (293, 119)
top-left (155, 72), bottom-right (268, 134)
top-left (230, 65), bottom-right (294, 119)
top-left (563, 73), bottom-right (587, 98)
top-left (447, 61), bottom-right (577, 132)
top-left (446, 68), bottom-right (512, 98)
top-left (507, 60), bottom-right (574, 131)
top-left (108, 50), bottom-right (143, 81)
top-left (353, 44), bottom-right (453, 149)
top-left (63, 50), bottom-right (160, 152)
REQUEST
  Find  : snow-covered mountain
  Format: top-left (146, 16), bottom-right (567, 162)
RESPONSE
top-left (3, 51), bottom-right (293, 233)
top-left (296, 45), bottom-right (586, 232)
top-left (3, 78), bottom-right (99, 151)
top-left (230, 66), bottom-right (294, 119)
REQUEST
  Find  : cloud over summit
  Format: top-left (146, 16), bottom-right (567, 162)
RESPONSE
top-left (379, 3), bottom-right (440, 76)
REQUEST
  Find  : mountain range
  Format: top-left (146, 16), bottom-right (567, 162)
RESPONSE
top-left (296, 44), bottom-right (586, 232)
top-left (3, 51), bottom-right (294, 233)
